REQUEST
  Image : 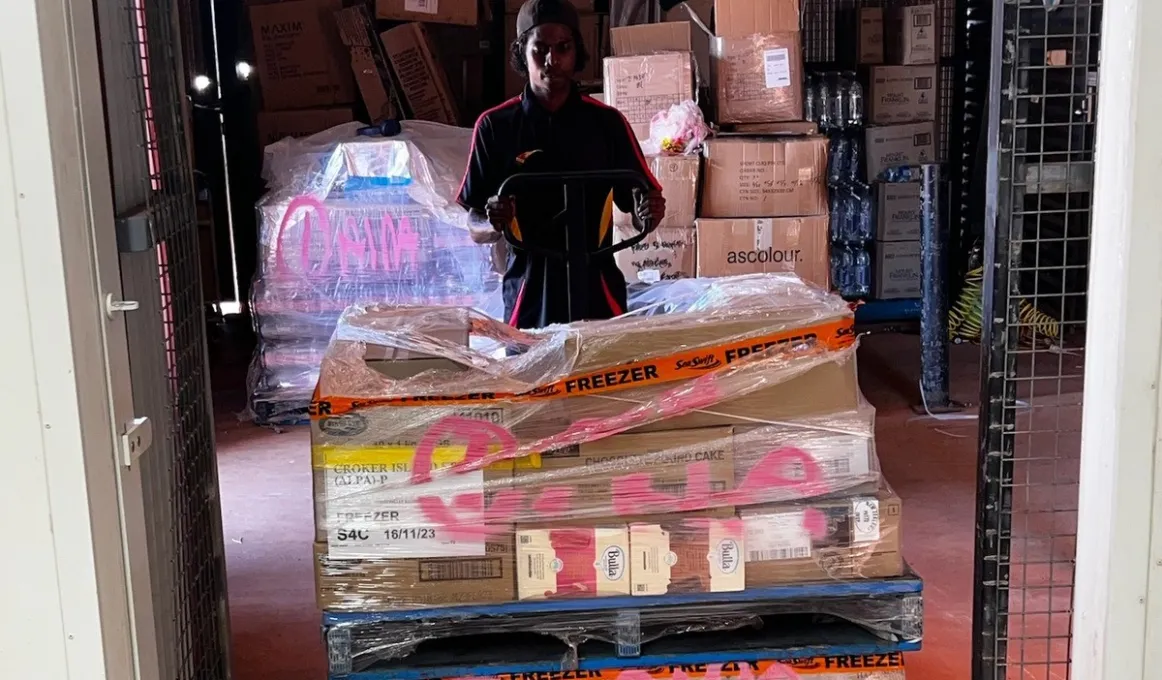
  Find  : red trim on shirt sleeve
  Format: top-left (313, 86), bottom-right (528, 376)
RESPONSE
top-left (600, 275), bottom-right (625, 317)
top-left (508, 280), bottom-right (529, 327)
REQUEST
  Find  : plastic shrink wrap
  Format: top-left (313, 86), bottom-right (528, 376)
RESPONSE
top-left (248, 121), bottom-right (503, 423)
top-left (310, 275), bottom-right (913, 670)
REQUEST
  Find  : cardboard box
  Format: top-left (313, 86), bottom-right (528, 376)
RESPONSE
top-left (516, 525), bottom-right (631, 599)
top-left (700, 137), bottom-right (829, 218)
top-left (873, 240), bottom-right (921, 300)
top-left (864, 122), bottom-right (936, 180)
top-left (614, 154), bottom-right (700, 229)
top-left (512, 427), bottom-right (735, 515)
top-left (376, 0), bottom-right (480, 25)
top-left (724, 121), bottom-right (819, 136)
top-left (256, 107), bottom-right (354, 149)
top-left (334, 5), bottom-right (400, 122)
top-left (610, 22), bottom-right (692, 56)
top-left (604, 52), bottom-right (695, 141)
top-left (877, 182), bottom-right (922, 241)
top-left (741, 484), bottom-right (904, 586)
top-left (630, 515), bottom-right (745, 595)
top-left (869, 65), bottom-right (938, 124)
top-left (713, 0), bottom-right (801, 38)
top-left (615, 226), bottom-right (697, 284)
top-left (857, 7), bottom-right (884, 64)
top-left (886, 4), bottom-right (939, 65)
top-left (249, 0), bottom-right (356, 111)
top-left (313, 538), bottom-right (516, 610)
top-left (381, 23), bottom-right (460, 125)
top-left (695, 217), bottom-right (830, 289)
top-left (505, 12), bottom-right (604, 98)
top-left (711, 33), bottom-right (804, 124)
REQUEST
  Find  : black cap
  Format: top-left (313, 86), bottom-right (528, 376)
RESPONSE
top-left (516, 0), bottom-right (581, 37)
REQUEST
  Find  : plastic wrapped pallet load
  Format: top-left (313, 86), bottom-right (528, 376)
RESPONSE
top-left (307, 274), bottom-right (909, 669)
top-left (248, 121), bottom-right (503, 423)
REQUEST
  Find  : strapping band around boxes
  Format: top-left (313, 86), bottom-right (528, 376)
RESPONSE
top-left (310, 317), bottom-right (856, 415)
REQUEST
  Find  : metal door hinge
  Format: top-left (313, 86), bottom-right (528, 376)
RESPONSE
top-left (120, 417), bottom-right (153, 467)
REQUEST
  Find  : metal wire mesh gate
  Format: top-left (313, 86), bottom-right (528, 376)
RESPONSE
top-left (94, 0), bottom-right (230, 677)
top-left (973, 1), bottom-right (1100, 679)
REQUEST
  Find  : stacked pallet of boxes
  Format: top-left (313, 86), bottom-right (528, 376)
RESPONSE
top-left (248, 0), bottom-right (358, 149)
top-left (505, 0), bottom-right (609, 99)
top-left (603, 22), bottom-right (700, 285)
top-left (309, 275), bottom-right (911, 671)
top-left (862, 4), bottom-right (941, 300)
top-left (694, 0), bottom-right (832, 290)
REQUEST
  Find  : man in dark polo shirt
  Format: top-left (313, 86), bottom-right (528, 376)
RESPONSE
top-left (457, 0), bottom-right (665, 329)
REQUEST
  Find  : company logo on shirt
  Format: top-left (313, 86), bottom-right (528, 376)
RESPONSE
top-left (515, 149), bottom-right (543, 165)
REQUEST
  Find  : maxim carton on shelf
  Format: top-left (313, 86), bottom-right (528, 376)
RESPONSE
top-left (873, 240), bottom-right (922, 300)
top-left (877, 183), bottom-right (923, 241)
top-left (869, 66), bottom-right (938, 124)
top-left (381, 23), bottom-right (460, 125)
top-left (614, 226), bottom-right (697, 283)
top-left (695, 217), bottom-right (830, 289)
top-left (711, 0), bottom-right (805, 124)
top-left (700, 137), bottom-right (829, 218)
top-left (248, 0), bottom-right (356, 111)
top-left (858, 7), bottom-right (885, 64)
top-left (865, 122), bottom-right (936, 180)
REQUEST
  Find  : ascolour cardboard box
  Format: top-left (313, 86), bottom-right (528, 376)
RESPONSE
top-left (869, 66), bottom-right (938, 125)
top-left (249, 0), bottom-right (356, 111)
top-left (700, 137), bottom-right (829, 218)
top-left (313, 537), bottom-right (516, 610)
top-left (614, 154), bottom-right (700, 229)
top-left (630, 515), bottom-right (746, 595)
top-left (516, 525), bottom-right (631, 599)
top-left (864, 122), bottom-right (936, 180)
top-left (256, 107), bottom-right (354, 149)
top-left (604, 52), bottom-right (696, 142)
top-left (886, 4), bottom-right (939, 65)
top-left (614, 226), bottom-right (697, 284)
top-left (381, 23), bottom-right (460, 125)
top-left (711, 33), bottom-right (804, 124)
top-left (877, 182), bottom-right (922, 241)
top-left (696, 217), bottom-right (829, 289)
top-left (873, 240), bottom-right (922, 300)
top-left (376, 0), bottom-right (480, 25)
top-left (741, 484), bottom-right (904, 586)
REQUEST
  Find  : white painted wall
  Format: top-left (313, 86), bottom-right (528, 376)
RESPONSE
top-left (0, 0), bottom-right (136, 677)
top-left (1072, 0), bottom-right (1162, 676)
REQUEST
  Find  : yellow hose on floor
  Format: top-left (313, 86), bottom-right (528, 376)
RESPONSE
top-left (948, 266), bottom-right (1061, 344)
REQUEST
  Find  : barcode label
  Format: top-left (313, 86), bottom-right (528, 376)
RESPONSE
top-left (418, 557), bottom-right (503, 581)
top-left (748, 546), bottom-right (811, 562)
top-left (405, 0), bottom-right (438, 13)
top-left (913, 12), bottom-right (933, 27)
top-left (823, 457), bottom-right (852, 476)
top-left (915, 77), bottom-right (934, 89)
top-left (635, 584), bottom-right (651, 593)
top-left (520, 535), bottom-right (532, 544)
top-left (763, 48), bottom-right (792, 89)
top-left (915, 133), bottom-right (932, 145)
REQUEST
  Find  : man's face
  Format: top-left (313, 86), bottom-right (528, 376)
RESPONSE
top-left (525, 23), bottom-right (576, 92)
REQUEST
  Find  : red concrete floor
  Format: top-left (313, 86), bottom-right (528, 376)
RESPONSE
top-left (214, 331), bottom-right (988, 680)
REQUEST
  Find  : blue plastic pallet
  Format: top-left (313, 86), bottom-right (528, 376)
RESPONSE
top-left (325, 617), bottom-right (920, 679)
top-left (323, 576), bottom-right (923, 679)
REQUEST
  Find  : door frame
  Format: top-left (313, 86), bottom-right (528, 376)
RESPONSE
top-left (0, 0), bottom-right (145, 676)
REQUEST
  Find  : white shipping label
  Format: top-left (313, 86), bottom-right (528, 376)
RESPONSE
top-left (638, 269), bottom-right (662, 284)
top-left (405, 0), bottom-right (439, 13)
top-left (763, 48), bottom-right (792, 89)
top-left (813, 435), bottom-right (873, 479)
top-left (753, 219), bottom-right (773, 249)
top-left (744, 510), bottom-right (812, 562)
top-left (851, 498), bottom-right (882, 543)
top-left (324, 467), bottom-right (484, 559)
